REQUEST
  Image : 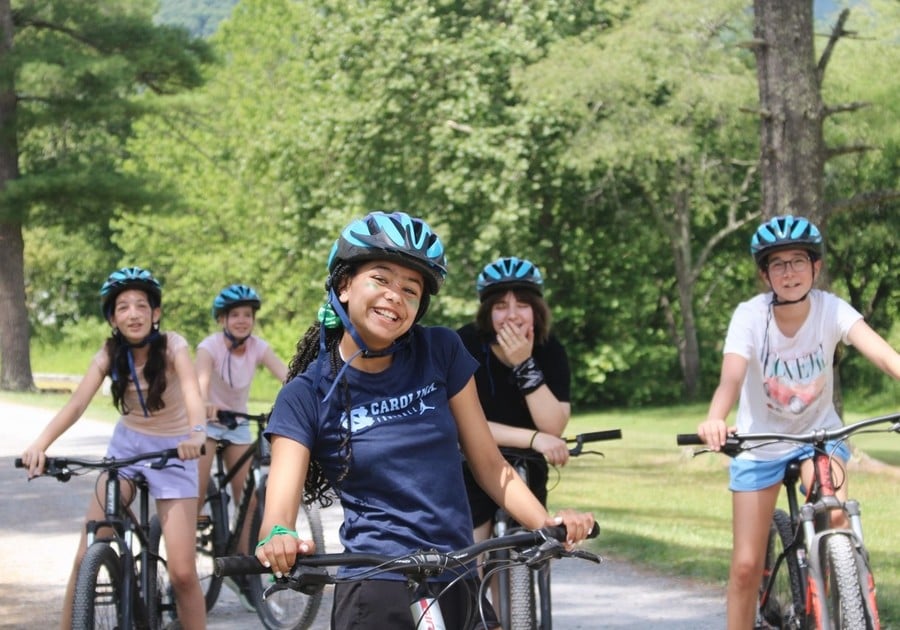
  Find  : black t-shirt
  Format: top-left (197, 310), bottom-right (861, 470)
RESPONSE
top-left (457, 322), bottom-right (571, 525)
top-left (456, 323), bottom-right (570, 429)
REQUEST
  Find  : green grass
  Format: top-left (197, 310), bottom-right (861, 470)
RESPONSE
top-left (547, 405), bottom-right (900, 626)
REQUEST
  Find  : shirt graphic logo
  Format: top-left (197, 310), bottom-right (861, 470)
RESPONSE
top-left (341, 382), bottom-right (438, 432)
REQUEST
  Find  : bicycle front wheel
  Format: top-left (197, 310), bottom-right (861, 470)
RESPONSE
top-left (197, 478), bottom-right (225, 610)
top-left (818, 535), bottom-right (868, 629)
top-left (507, 563), bottom-right (537, 630)
top-left (760, 509), bottom-right (804, 627)
top-left (72, 543), bottom-right (123, 630)
top-left (148, 515), bottom-right (177, 629)
top-left (248, 473), bottom-right (325, 629)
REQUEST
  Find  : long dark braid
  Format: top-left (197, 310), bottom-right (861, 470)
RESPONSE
top-left (105, 331), bottom-right (169, 415)
top-left (286, 264), bottom-right (355, 507)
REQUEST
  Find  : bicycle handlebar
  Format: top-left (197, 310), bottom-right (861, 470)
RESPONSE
top-left (216, 409), bottom-right (269, 430)
top-left (566, 429), bottom-right (622, 455)
top-left (14, 447), bottom-right (197, 481)
top-left (215, 523), bottom-right (600, 578)
top-left (677, 413), bottom-right (900, 456)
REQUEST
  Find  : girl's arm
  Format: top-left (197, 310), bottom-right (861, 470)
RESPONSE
top-left (847, 320), bottom-right (900, 380)
top-left (195, 346), bottom-right (213, 400)
top-left (255, 436), bottom-right (312, 575)
top-left (453, 378), bottom-right (594, 543)
top-left (20, 356), bottom-right (107, 477)
top-left (697, 352), bottom-right (747, 449)
top-left (173, 344), bottom-right (208, 459)
top-left (261, 346), bottom-right (288, 383)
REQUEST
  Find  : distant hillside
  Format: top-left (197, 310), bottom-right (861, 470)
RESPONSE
top-left (156, 0), bottom-right (239, 38)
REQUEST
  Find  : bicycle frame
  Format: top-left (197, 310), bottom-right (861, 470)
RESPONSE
top-left (83, 467), bottom-right (157, 627)
top-left (16, 448), bottom-right (185, 629)
top-left (678, 413), bottom-right (899, 630)
top-left (207, 435), bottom-right (264, 555)
top-left (492, 429), bottom-right (621, 630)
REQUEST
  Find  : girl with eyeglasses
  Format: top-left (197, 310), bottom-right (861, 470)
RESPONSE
top-left (696, 215), bottom-right (900, 629)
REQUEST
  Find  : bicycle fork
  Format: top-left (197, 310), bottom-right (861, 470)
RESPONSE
top-left (801, 501), bottom-right (880, 629)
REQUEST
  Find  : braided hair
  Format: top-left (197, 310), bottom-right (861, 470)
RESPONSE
top-left (284, 262), bottom-right (355, 508)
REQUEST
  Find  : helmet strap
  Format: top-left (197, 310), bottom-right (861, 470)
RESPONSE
top-left (318, 287), bottom-right (408, 402)
top-left (767, 265), bottom-right (816, 307)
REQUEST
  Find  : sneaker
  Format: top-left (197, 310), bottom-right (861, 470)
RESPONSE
top-left (224, 575), bottom-right (256, 612)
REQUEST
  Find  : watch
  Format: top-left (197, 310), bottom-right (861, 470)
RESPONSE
top-left (192, 424), bottom-right (207, 433)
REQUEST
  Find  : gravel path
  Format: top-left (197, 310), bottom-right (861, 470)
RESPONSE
top-left (0, 399), bottom-right (726, 629)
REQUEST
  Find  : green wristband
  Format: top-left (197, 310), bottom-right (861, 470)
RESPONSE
top-left (256, 524), bottom-right (299, 549)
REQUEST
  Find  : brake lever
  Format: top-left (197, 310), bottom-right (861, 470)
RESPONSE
top-left (564, 549), bottom-right (602, 564)
top-left (263, 566), bottom-right (331, 598)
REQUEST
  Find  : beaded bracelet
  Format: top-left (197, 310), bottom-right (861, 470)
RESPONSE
top-left (256, 524), bottom-right (299, 549)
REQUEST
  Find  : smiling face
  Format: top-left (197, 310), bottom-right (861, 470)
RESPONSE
top-left (338, 260), bottom-right (424, 351)
top-left (109, 289), bottom-right (160, 343)
top-left (220, 304), bottom-right (256, 339)
top-left (761, 248), bottom-right (820, 302)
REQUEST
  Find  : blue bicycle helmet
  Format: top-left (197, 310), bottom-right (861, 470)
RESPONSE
top-left (750, 215), bottom-right (823, 268)
top-left (100, 267), bottom-right (162, 318)
top-left (327, 211), bottom-right (447, 295)
top-left (476, 256), bottom-right (544, 301)
top-left (212, 284), bottom-right (262, 319)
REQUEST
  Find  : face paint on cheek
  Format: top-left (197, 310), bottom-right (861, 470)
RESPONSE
top-left (407, 297), bottom-right (420, 311)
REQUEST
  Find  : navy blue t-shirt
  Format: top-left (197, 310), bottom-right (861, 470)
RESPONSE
top-left (267, 325), bottom-right (478, 580)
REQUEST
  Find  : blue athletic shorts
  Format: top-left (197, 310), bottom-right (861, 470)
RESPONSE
top-left (729, 441), bottom-right (851, 492)
top-left (106, 422), bottom-right (199, 499)
top-left (205, 417), bottom-right (253, 445)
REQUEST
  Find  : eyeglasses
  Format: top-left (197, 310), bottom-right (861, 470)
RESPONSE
top-left (767, 256), bottom-right (811, 276)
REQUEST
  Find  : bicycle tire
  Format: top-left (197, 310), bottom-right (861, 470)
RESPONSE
top-left (197, 478), bottom-right (224, 610)
top-left (148, 515), bottom-right (177, 629)
top-left (72, 543), bottom-right (123, 630)
top-left (508, 562), bottom-right (537, 630)
top-left (817, 535), bottom-right (868, 629)
top-left (761, 508), bottom-right (804, 627)
top-left (247, 473), bottom-right (325, 630)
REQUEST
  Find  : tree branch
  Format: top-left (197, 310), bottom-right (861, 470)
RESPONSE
top-left (824, 190), bottom-right (900, 216)
top-left (15, 18), bottom-right (98, 50)
top-left (825, 144), bottom-right (873, 160)
top-left (823, 101), bottom-right (871, 118)
top-left (817, 8), bottom-right (851, 85)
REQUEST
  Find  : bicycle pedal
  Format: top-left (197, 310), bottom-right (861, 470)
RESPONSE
top-left (196, 514), bottom-right (211, 528)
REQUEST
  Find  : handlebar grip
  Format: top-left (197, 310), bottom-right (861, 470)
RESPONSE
top-left (215, 554), bottom-right (268, 577)
top-left (544, 522), bottom-right (600, 542)
top-left (575, 429), bottom-right (622, 442)
top-left (676, 434), bottom-right (705, 446)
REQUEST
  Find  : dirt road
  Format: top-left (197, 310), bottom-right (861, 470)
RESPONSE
top-left (0, 399), bottom-right (726, 629)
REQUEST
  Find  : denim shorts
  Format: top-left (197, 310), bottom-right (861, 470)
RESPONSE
top-left (729, 441), bottom-right (851, 492)
top-left (106, 422), bottom-right (199, 500)
top-left (205, 418), bottom-right (253, 445)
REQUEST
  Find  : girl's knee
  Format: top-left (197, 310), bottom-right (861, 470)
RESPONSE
top-left (730, 555), bottom-right (763, 589)
top-left (168, 562), bottom-right (200, 592)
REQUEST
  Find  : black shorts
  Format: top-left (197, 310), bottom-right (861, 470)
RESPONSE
top-left (463, 458), bottom-right (549, 527)
top-left (332, 579), bottom-right (499, 629)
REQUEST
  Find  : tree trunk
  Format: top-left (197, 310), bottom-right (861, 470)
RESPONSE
top-left (752, 0), bottom-right (825, 225)
top-left (0, 0), bottom-right (35, 391)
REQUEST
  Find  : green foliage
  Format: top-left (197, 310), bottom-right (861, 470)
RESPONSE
top-left (3, 0), bottom-right (213, 245)
top-left (18, 0), bottom-right (899, 408)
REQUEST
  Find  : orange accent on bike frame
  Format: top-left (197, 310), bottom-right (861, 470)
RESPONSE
top-left (867, 573), bottom-right (881, 629)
